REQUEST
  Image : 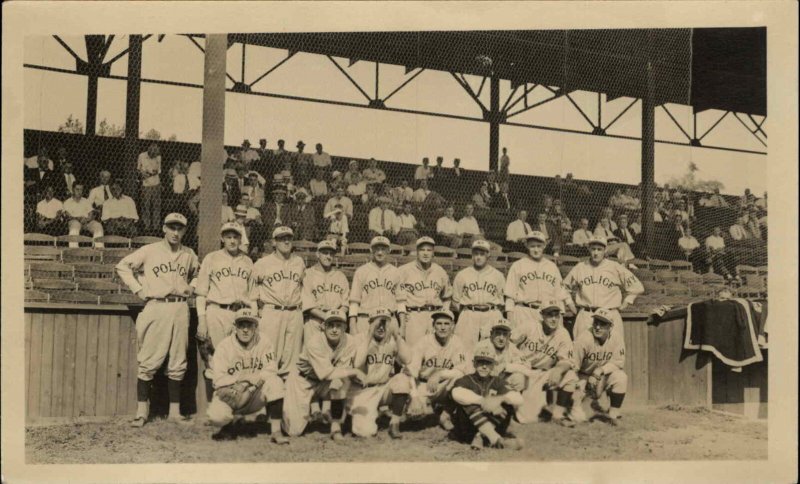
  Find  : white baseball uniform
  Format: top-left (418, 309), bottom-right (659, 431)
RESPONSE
top-left (571, 331), bottom-right (628, 418)
top-left (195, 249), bottom-right (255, 347)
top-left (504, 256), bottom-right (572, 338)
top-left (396, 261), bottom-right (452, 346)
top-left (348, 262), bottom-right (400, 335)
top-left (301, 264), bottom-right (350, 342)
top-left (408, 334), bottom-right (470, 407)
top-left (452, 265), bottom-right (505, 348)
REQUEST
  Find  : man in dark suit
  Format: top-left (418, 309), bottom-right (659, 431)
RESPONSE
top-left (286, 188), bottom-right (317, 241)
top-left (261, 186), bottom-right (290, 230)
top-left (613, 214), bottom-right (638, 257)
top-left (533, 212), bottom-right (562, 255)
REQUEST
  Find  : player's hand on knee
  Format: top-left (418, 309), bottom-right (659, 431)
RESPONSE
top-left (352, 369), bottom-right (367, 386)
top-left (197, 316), bottom-right (208, 340)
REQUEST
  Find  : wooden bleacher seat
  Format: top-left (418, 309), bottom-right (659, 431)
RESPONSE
top-left (131, 236), bottom-right (163, 247)
top-left (25, 289), bottom-right (50, 303)
top-left (647, 259), bottom-right (671, 271)
top-left (505, 252), bottom-right (527, 263)
top-left (451, 259), bottom-right (473, 271)
top-left (629, 258), bottom-right (649, 269)
top-left (433, 246), bottom-right (455, 258)
top-left (678, 271), bottom-right (703, 284)
top-left (756, 265), bottom-right (768, 275)
top-left (389, 244), bottom-right (405, 255)
top-left (99, 293), bottom-right (145, 305)
top-left (62, 247), bottom-right (103, 263)
top-left (346, 243), bottom-right (372, 255)
top-left (433, 258), bottom-right (453, 271)
top-left (642, 280), bottom-right (666, 295)
top-left (736, 285), bottom-right (766, 298)
top-left (292, 240), bottom-right (318, 253)
top-left (77, 279), bottom-right (122, 294)
top-left (29, 262), bottom-right (74, 280)
top-left (655, 270), bottom-right (679, 283)
top-left (670, 260), bottom-right (693, 271)
top-left (50, 290), bottom-right (100, 304)
top-left (73, 263), bottom-right (116, 280)
top-left (24, 233), bottom-right (56, 246)
top-left (688, 284), bottom-right (715, 297)
top-left (394, 255), bottom-right (416, 266)
top-left (664, 283), bottom-right (691, 296)
top-left (403, 243), bottom-right (417, 255)
top-left (455, 248), bottom-right (473, 259)
top-left (32, 279), bottom-right (77, 292)
top-left (337, 253), bottom-right (370, 269)
top-left (736, 264), bottom-right (759, 279)
top-left (304, 252), bottom-right (319, 268)
top-left (100, 248), bottom-right (133, 264)
top-left (94, 235), bottom-right (131, 248)
top-left (557, 255), bottom-right (581, 267)
top-left (632, 268), bottom-right (657, 281)
top-left (24, 246), bottom-right (62, 262)
top-left (701, 272), bottom-right (726, 285)
top-left (56, 235), bottom-right (94, 247)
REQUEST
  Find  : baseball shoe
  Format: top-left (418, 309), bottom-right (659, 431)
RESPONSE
top-left (309, 410), bottom-right (323, 424)
top-left (590, 399), bottom-right (606, 414)
top-left (388, 422), bottom-right (402, 440)
top-left (330, 430), bottom-right (345, 442)
top-left (167, 414), bottom-right (193, 426)
top-left (538, 405), bottom-right (554, 422)
top-left (591, 412), bottom-right (618, 426)
top-left (271, 433), bottom-right (290, 445)
top-left (557, 417), bottom-right (576, 428)
top-left (130, 416), bottom-right (146, 428)
top-left (438, 411), bottom-right (455, 431)
top-left (211, 424), bottom-right (238, 441)
top-left (321, 411), bottom-right (332, 425)
top-left (470, 434), bottom-right (484, 450)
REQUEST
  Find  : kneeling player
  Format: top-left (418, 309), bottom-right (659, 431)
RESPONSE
top-left (571, 308), bottom-right (627, 426)
top-left (282, 310), bottom-right (366, 440)
top-left (346, 309), bottom-right (413, 439)
top-left (451, 347), bottom-right (524, 449)
top-left (514, 301), bottom-right (578, 426)
top-left (472, 318), bottom-right (528, 392)
top-left (405, 310), bottom-right (470, 431)
top-left (206, 309), bottom-right (288, 443)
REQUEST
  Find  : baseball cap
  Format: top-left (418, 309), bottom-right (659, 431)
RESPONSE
top-left (592, 308), bottom-right (615, 325)
top-left (331, 170), bottom-right (342, 178)
top-left (431, 309), bottom-right (455, 323)
top-left (220, 222), bottom-right (244, 236)
top-left (272, 226), bottom-right (294, 239)
top-left (415, 236), bottom-right (436, 248)
top-left (369, 308), bottom-right (393, 322)
top-left (540, 300), bottom-right (563, 314)
top-left (317, 239), bottom-right (337, 251)
top-left (473, 346), bottom-right (496, 364)
top-left (325, 309), bottom-right (347, 325)
top-left (294, 188), bottom-right (309, 199)
top-left (471, 239), bottom-right (491, 252)
top-left (234, 308), bottom-right (259, 325)
top-left (587, 235), bottom-right (608, 248)
top-left (370, 236), bottom-right (391, 248)
top-left (164, 213), bottom-right (188, 226)
top-left (224, 168), bottom-right (238, 178)
top-left (491, 318), bottom-right (512, 333)
top-left (525, 231), bottom-right (547, 243)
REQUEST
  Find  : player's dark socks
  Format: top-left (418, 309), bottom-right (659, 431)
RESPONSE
top-left (137, 378), bottom-right (152, 402)
top-left (391, 394), bottom-right (409, 416)
top-left (330, 399), bottom-right (345, 420)
top-left (556, 390), bottom-right (573, 408)
top-left (167, 379), bottom-right (182, 403)
top-left (546, 390), bottom-right (556, 405)
top-left (609, 392), bottom-right (625, 409)
top-left (267, 399), bottom-right (283, 420)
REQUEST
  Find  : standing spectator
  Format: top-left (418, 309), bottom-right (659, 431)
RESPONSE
top-left (88, 170), bottom-right (114, 209)
top-left (35, 185), bottom-right (65, 235)
top-left (324, 186), bottom-right (354, 220)
top-left (740, 188), bottom-right (756, 209)
top-left (346, 172), bottom-right (368, 202)
top-left (505, 210), bottom-right (533, 252)
top-left (24, 148), bottom-right (53, 170)
top-left (704, 187), bottom-right (729, 208)
top-left (395, 201), bottom-right (420, 246)
top-left (613, 214), bottom-right (638, 256)
top-left (533, 212), bottom-right (561, 255)
top-left (745, 209), bottom-right (763, 240)
top-left (453, 158), bottom-right (463, 179)
top-left (678, 227), bottom-right (702, 268)
top-left (437, 206), bottom-right (462, 248)
top-left (491, 182), bottom-right (512, 210)
top-left (431, 156), bottom-right (445, 186)
top-left (473, 181), bottom-right (491, 209)
top-left (361, 158), bottom-right (387, 186)
top-left (414, 157), bottom-right (432, 182)
top-left (486, 171), bottom-right (501, 199)
top-left (498, 147), bottom-right (510, 187)
top-left (239, 139), bottom-right (259, 168)
top-left (137, 143), bottom-right (162, 233)
top-left (309, 168), bottom-right (329, 199)
top-left (252, 138), bottom-right (271, 177)
top-left (223, 169), bottom-right (242, 208)
top-left (187, 160), bottom-right (202, 192)
top-left (457, 203), bottom-right (484, 247)
top-left (344, 160), bottom-right (361, 186)
top-left (572, 218), bottom-right (593, 246)
top-left (52, 147), bottom-right (70, 172)
top-left (102, 182), bottom-right (139, 237)
top-left (169, 160), bottom-right (190, 213)
top-left (63, 182), bottom-right (104, 247)
top-left (293, 141), bottom-right (313, 187)
top-left (286, 189), bottom-right (317, 241)
top-left (550, 200), bottom-right (572, 240)
top-left (608, 189), bottom-right (626, 210)
top-left (25, 155), bottom-right (58, 199)
top-left (367, 196), bottom-right (399, 240)
top-left (273, 139), bottom-right (288, 167)
top-left (52, 161), bottom-right (77, 199)
top-left (391, 179), bottom-right (414, 206)
top-left (242, 171), bottom-right (266, 209)
top-left (705, 227), bottom-right (734, 280)
top-left (412, 179), bottom-right (431, 204)
top-left (261, 186), bottom-right (290, 229)
top-left (729, 215), bottom-right (750, 241)
top-left (754, 191), bottom-right (767, 211)
top-left (312, 143), bottom-right (332, 169)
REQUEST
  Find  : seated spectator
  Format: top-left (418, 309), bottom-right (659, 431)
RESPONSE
top-left (361, 158), bottom-right (386, 186)
top-left (312, 143), bottom-right (332, 169)
top-left (486, 171), bottom-right (501, 199)
top-left (219, 190), bottom-right (235, 223)
top-left (223, 169), bottom-right (242, 206)
top-left (705, 227), bottom-right (734, 280)
top-left (457, 203), bottom-right (484, 247)
top-left (678, 226), bottom-right (703, 269)
top-left (629, 213), bottom-right (642, 235)
top-left (324, 186), bottom-right (354, 220)
top-left (596, 207), bottom-right (618, 232)
top-left (613, 214), bottom-right (638, 255)
top-left (572, 218), bottom-right (593, 246)
top-left (491, 182), bottom-right (512, 210)
top-left (395, 202), bottom-right (420, 246)
top-left (242, 171), bottom-right (266, 209)
top-left (287, 189), bottom-right (317, 241)
top-left (505, 210), bottom-right (533, 252)
top-left (412, 179), bottom-right (431, 204)
top-left (670, 199), bottom-right (691, 224)
top-left (361, 183), bottom-right (379, 207)
top-left (549, 200), bottom-right (572, 240)
top-left (234, 193), bottom-right (262, 231)
top-left (278, 159), bottom-right (294, 183)
top-left (608, 189), bottom-right (626, 210)
top-left (347, 172), bottom-right (368, 201)
top-left (595, 217), bottom-right (635, 264)
top-left (87, 170), bottom-right (113, 209)
top-left (187, 160), bottom-right (202, 192)
top-left (473, 181), bottom-right (492, 209)
top-left (622, 188), bottom-right (641, 210)
top-left (309, 168), bottom-right (328, 199)
top-left (729, 215), bottom-right (750, 241)
top-left (101, 182), bottom-right (139, 237)
top-left (745, 208), bottom-right (763, 240)
top-left (414, 157), bottom-right (432, 182)
top-left (437, 206), bottom-right (462, 248)
top-left (391, 179), bottom-right (414, 206)
top-left (368, 196), bottom-right (399, 240)
top-left (329, 170), bottom-right (345, 191)
top-left (24, 148), bottom-right (53, 170)
top-left (36, 185), bottom-right (65, 235)
top-left (700, 187), bottom-right (729, 208)
top-left (533, 212), bottom-right (561, 255)
top-left (740, 188), bottom-right (756, 209)
top-left (325, 206), bottom-right (349, 252)
top-left (262, 186), bottom-right (290, 228)
top-left (238, 139), bottom-right (259, 168)
top-left (344, 160), bottom-right (361, 186)
top-left (63, 182), bottom-right (104, 247)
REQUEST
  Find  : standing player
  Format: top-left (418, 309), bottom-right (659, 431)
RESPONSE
top-left (116, 213), bottom-right (199, 427)
top-left (397, 236), bottom-right (453, 346)
top-left (206, 309), bottom-right (288, 444)
top-left (471, 319), bottom-right (528, 391)
top-left (405, 310), bottom-right (470, 431)
top-left (347, 309), bottom-right (414, 439)
top-left (348, 236), bottom-right (401, 335)
top-left (250, 226), bottom-right (306, 377)
top-left (571, 308), bottom-right (627, 425)
top-left (505, 231), bottom-right (576, 340)
top-left (282, 310), bottom-right (365, 440)
top-left (195, 222), bottom-right (256, 377)
top-left (514, 301), bottom-right (579, 426)
top-left (452, 239), bottom-right (506, 348)
top-left (563, 235), bottom-right (644, 342)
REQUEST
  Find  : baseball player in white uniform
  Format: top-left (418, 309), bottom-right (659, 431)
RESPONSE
top-left (563, 235), bottom-right (644, 343)
top-left (452, 239), bottom-right (506, 348)
top-left (250, 226), bottom-right (306, 377)
top-left (397, 236), bottom-right (453, 346)
top-left (206, 309), bottom-right (288, 444)
top-left (348, 236), bottom-right (401, 335)
top-left (471, 318), bottom-right (528, 391)
top-left (282, 310), bottom-right (364, 440)
top-left (195, 222), bottom-right (257, 376)
top-left (570, 308), bottom-right (628, 425)
top-left (116, 213), bottom-right (199, 427)
top-left (505, 231), bottom-right (576, 341)
top-left (513, 300), bottom-right (579, 426)
top-left (347, 309), bottom-right (413, 439)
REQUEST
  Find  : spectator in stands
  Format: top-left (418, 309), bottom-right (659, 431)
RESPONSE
top-left (262, 186), bottom-right (289, 228)
top-left (362, 158), bottom-right (386, 186)
top-left (670, 199), bottom-right (691, 224)
top-left (287, 189), bottom-right (317, 241)
top-left (25, 154), bottom-right (57, 198)
top-left (218, 190), bottom-right (235, 223)
top-left (51, 147), bottom-right (69, 172)
top-left (223, 169), bottom-right (242, 207)
top-left (63, 181), bottom-right (104, 247)
top-left (486, 171), bottom-right (501, 199)
top-left (368, 196), bottom-right (399, 240)
top-left (344, 160), bottom-right (361, 186)
top-left (745, 208), bottom-right (763, 240)
top-left (595, 217), bottom-right (635, 264)
top-left (755, 191), bottom-right (767, 211)
top-left (701, 187), bottom-right (729, 208)
top-left (729, 215), bottom-right (750, 241)
top-left (549, 200), bottom-right (572, 241)
top-left (324, 186), bottom-right (353, 220)
top-left (596, 207), bottom-right (618, 232)
top-left (330, 170), bottom-right (344, 191)
top-left (137, 143), bottom-right (162, 233)
top-left (251, 138), bottom-right (272, 180)
top-left (361, 183), bottom-right (379, 208)
top-left (273, 139), bottom-right (288, 166)
top-left (24, 147), bottom-right (53, 170)
top-left (309, 167), bottom-right (328, 199)
top-left (492, 182), bottom-right (512, 210)
top-left (621, 188), bottom-right (641, 210)
top-left (53, 161), bottom-right (76, 199)
top-left (539, 194), bottom-right (554, 216)
top-left (35, 185), bottom-right (65, 235)
top-left (614, 214), bottom-right (638, 255)
top-left (395, 201), bottom-right (420, 246)
top-left (563, 172), bottom-right (577, 190)
top-left (293, 141), bottom-right (313, 186)
top-left (629, 213), bottom-right (642, 235)
top-left (102, 182), bottom-right (139, 237)
top-left (458, 203), bottom-right (484, 247)
top-left (533, 212), bottom-right (561, 255)
top-left (608, 189), bottom-right (626, 210)
top-left (87, 170), bottom-right (113, 209)
top-left (325, 206), bottom-right (349, 250)
top-left (391, 179), bottom-right (414, 206)
top-left (498, 147), bottom-right (510, 186)
top-left (740, 188), bottom-right (756, 209)
top-left (239, 139), bottom-right (259, 168)
top-left (242, 171), bottom-right (266, 209)
top-left (187, 160), bottom-right (201, 192)
top-left (572, 218), bottom-right (593, 246)
top-left (505, 210), bottom-right (533, 252)
top-left (169, 160), bottom-right (190, 213)
top-left (312, 143), bottom-right (332, 169)
top-left (437, 206), bottom-right (462, 248)
top-left (414, 157), bottom-right (432, 182)
top-left (473, 181), bottom-right (491, 209)
top-left (705, 226), bottom-right (734, 280)
top-left (347, 171), bottom-right (368, 202)
top-left (412, 179), bottom-right (431, 204)
top-left (678, 226), bottom-right (702, 267)
top-left (453, 158), bottom-right (463, 178)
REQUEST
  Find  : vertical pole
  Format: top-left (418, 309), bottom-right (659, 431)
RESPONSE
top-left (375, 62), bottom-right (379, 100)
top-left (489, 76), bottom-right (500, 172)
top-left (124, 35), bottom-right (142, 196)
top-left (198, 34), bottom-right (228, 260)
top-left (85, 74), bottom-right (98, 136)
top-left (641, 60), bottom-right (656, 258)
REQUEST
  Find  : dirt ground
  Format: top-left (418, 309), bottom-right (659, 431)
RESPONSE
top-left (26, 405), bottom-right (766, 464)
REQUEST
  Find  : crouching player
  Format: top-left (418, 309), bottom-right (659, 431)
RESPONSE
top-left (405, 310), bottom-right (470, 431)
top-left (346, 309), bottom-right (413, 439)
top-left (472, 318), bottom-right (528, 392)
top-left (451, 347), bottom-right (524, 450)
top-left (571, 308), bottom-right (627, 426)
top-left (514, 301), bottom-right (578, 427)
top-left (282, 310), bottom-right (365, 440)
top-left (206, 309), bottom-right (288, 443)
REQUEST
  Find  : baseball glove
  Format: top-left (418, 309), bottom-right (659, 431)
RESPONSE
top-left (196, 334), bottom-right (215, 366)
top-left (217, 379), bottom-right (263, 411)
top-left (586, 374), bottom-right (606, 400)
top-left (481, 395), bottom-right (507, 417)
top-left (406, 380), bottom-right (434, 419)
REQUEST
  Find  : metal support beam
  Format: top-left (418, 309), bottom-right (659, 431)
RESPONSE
top-left (248, 51), bottom-right (295, 88)
top-left (748, 114), bottom-right (767, 138)
top-left (198, 34), bottom-right (228, 260)
top-left (565, 93), bottom-right (596, 129)
top-left (506, 90), bottom-right (562, 118)
top-left (450, 72), bottom-right (486, 111)
top-left (603, 98), bottom-right (638, 131)
top-left (699, 111), bottom-right (729, 141)
top-left (124, 35), bottom-right (143, 197)
top-left (660, 105), bottom-right (692, 141)
top-left (53, 36), bottom-right (83, 63)
top-left (732, 112), bottom-right (767, 147)
top-left (641, 61), bottom-right (656, 258)
top-left (326, 56), bottom-right (372, 102)
top-left (382, 68), bottom-right (425, 103)
top-left (504, 83), bottom-right (538, 114)
top-left (489, 76), bottom-right (500, 172)
top-left (84, 36), bottom-right (107, 136)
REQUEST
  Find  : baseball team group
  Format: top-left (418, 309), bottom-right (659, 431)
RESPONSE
top-left (115, 210), bottom-right (644, 450)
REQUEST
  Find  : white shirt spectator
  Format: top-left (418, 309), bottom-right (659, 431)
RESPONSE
top-left (368, 206), bottom-right (399, 235)
top-left (312, 151), bottom-right (332, 168)
top-left (392, 186), bottom-right (414, 204)
top-left (705, 234), bottom-right (725, 251)
top-left (414, 165), bottom-right (432, 181)
top-left (629, 222), bottom-right (642, 235)
top-left (102, 195), bottom-right (139, 221)
top-left (678, 235), bottom-right (700, 252)
top-left (240, 148), bottom-right (259, 166)
top-left (397, 213), bottom-right (418, 230)
top-left (61, 172), bottom-right (76, 196)
top-left (457, 216), bottom-right (482, 236)
top-left (235, 205), bottom-right (261, 222)
top-left (88, 183), bottom-right (113, 208)
top-left (188, 162), bottom-right (202, 190)
top-left (222, 205), bottom-right (235, 222)
top-left (412, 188), bottom-right (430, 204)
top-left (347, 181), bottom-right (367, 199)
top-left (506, 219), bottom-right (532, 242)
top-left (437, 216), bottom-right (460, 235)
top-left (25, 156), bottom-right (54, 170)
top-left (324, 196), bottom-right (354, 219)
top-left (63, 197), bottom-right (94, 219)
top-left (729, 224), bottom-right (749, 241)
top-left (310, 179), bottom-right (328, 198)
top-left (241, 185), bottom-right (265, 209)
top-left (362, 168), bottom-right (386, 185)
top-left (572, 228), bottom-right (593, 246)
top-left (137, 152), bottom-right (161, 187)
top-left (36, 198), bottom-right (63, 219)
top-left (328, 215), bottom-right (349, 237)
top-left (172, 167), bottom-right (188, 194)
top-left (653, 211), bottom-right (663, 223)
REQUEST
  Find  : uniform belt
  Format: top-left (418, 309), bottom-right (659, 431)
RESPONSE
top-left (263, 304), bottom-right (300, 311)
top-left (517, 301), bottom-right (541, 309)
top-left (151, 296), bottom-right (187, 303)
top-left (406, 305), bottom-right (442, 312)
top-left (462, 304), bottom-right (499, 312)
top-left (211, 302), bottom-right (246, 311)
top-left (577, 306), bottom-right (618, 312)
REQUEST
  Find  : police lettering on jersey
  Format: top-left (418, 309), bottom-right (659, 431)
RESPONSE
top-left (402, 279), bottom-right (444, 295)
top-left (361, 277), bottom-right (398, 295)
top-left (211, 266), bottom-right (251, 283)
top-left (263, 269), bottom-right (302, 287)
top-left (152, 261), bottom-right (191, 277)
top-left (460, 280), bottom-right (500, 299)
top-left (519, 270), bottom-right (559, 287)
top-left (311, 282), bottom-right (347, 299)
top-left (225, 351), bottom-right (275, 375)
top-left (422, 353), bottom-right (465, 370)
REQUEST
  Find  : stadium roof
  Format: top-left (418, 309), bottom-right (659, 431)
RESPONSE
top-left (227, 27), bottom-right (766, 116)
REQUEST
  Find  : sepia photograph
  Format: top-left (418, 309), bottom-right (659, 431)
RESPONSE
top-left (2, 1), bottom-right (797, 483)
